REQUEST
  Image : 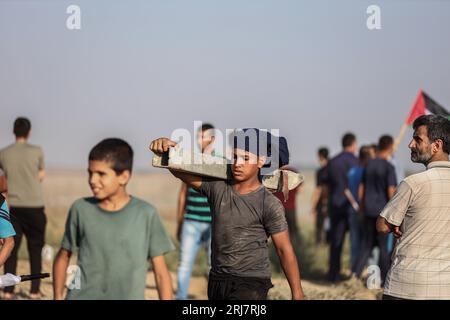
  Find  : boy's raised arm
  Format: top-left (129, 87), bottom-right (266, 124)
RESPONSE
top-left (53, 248), bottom-right (72, 300)
top-left (149, 138), bottom-right (202, 189)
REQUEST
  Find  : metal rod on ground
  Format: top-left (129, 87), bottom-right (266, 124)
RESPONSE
top-left (19, 273), bottom-right (50, 282)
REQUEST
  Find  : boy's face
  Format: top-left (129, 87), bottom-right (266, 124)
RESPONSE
top-left (88, 160), bottom-right (130, 200)
top-left (232, 149), bottom-right (265, 182)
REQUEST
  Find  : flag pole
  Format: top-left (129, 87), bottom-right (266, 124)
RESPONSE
top-left (393, 122), bottom-right (408, 153)
top-left (394, 89), bottom-right (423, 153)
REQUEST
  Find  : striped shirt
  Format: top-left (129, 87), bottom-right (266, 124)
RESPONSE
top-left (184, 187), bottom-right (212, 223)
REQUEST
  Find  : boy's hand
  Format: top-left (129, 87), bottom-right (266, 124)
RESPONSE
top-left (149, 138), bottom-right (177, 154)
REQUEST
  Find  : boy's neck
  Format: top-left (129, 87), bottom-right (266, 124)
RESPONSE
top-left (233, 175), bottom-right (262, 195)
top-left (98, 190), bottom-right (131, 212)
top-left (16, 137), bottom-right (27, 144)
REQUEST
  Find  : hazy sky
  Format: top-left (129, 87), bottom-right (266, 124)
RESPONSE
top-left (1, 0), bottom-right (449, 172)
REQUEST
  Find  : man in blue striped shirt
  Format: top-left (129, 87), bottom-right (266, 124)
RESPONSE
top-left (176, 123), bottom-right (215, 300)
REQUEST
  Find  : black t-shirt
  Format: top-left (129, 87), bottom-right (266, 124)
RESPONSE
top-left (326, 152), bottom-right (359, 210)
top-left (316, 165), bottom-right (328, 187)
top-left (363, 158), bottom-right (397, 217)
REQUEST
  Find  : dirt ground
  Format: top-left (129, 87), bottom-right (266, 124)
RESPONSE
top-left (1, 260), bottom-right (381, 300)
top-left (1, 170), bottom-right (382, 300)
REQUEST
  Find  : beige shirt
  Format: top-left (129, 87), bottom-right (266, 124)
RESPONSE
top-left (0, 142), bottom-right (44, 207)
top-left (380, 161), bottom-right (450, 299)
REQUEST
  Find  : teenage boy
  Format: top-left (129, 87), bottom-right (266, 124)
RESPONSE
top-left (150, 129), bottom-right (304, 300)
top-left (176, 123), bottom-right (215, 300)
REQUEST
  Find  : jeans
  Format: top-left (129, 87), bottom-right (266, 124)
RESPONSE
top-left (176, 220), bottom-right (211, 300)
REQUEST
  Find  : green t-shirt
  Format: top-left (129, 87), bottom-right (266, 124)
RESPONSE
top-left (0, 142), bottom-right (44, 207)
top-left (61, 196), bottom-right (175, 300)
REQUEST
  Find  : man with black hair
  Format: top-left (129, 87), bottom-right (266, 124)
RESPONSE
top-left (310, 147), bottom-right (330, 245)
top-left (0, 117), bottom-right (46, 299)
top-left (150, 128), bottom-right (304, 300)
top-left (353, 135), bottom-right (397, 283)
top-left (377, 115), bottom-right (450, 300)
top-left (326, 133), bottom-right (358, 282)
top-left (346, 145), bottom-right (374, 272)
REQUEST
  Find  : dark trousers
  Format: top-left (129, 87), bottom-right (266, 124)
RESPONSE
top-left (354, 216), bottom-right (390, 283)
top-left (208, 272), bottom-right (273, 300)
top-left (327, 210), bottom-right (349, 282)
top-left (285, 208), bottom-right (300, 244)
top-left (315, 205), bottom-right (329, 245)
top-left (3, 207), bottom-right (46, 294)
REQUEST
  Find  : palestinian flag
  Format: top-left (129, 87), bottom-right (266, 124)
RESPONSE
top-left (406, 90), bottom-right (450, 125)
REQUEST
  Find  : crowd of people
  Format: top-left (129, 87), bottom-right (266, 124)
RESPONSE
top-left (311, 133), bottom-right (398, 285)
top-left (1, 114), bottom-right (449, 300)
top-left (310, 115), bottom-right (450, 300)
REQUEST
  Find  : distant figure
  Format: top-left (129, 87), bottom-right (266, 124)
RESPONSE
top-left (310, 147), bottom-right (330, 245)
top-left (52, 138), bottom-right (174, 299)
top-left (0, 117), bottom-right (46, 299)
top-left (326, 133), bottom-right (358, 282)
top-left (368, 144), bottom-right (377, 159)
top-left (378, 115), bottom-right (450, 300)
top-left (176, 123), bottom-right (215, 300)
top-left (386, 153), bottom-right (405, 254)
top-left (274, 165), bottom-right (301, 245)
top-left (354, 135), bottom-right (397, 284)
top-left (346, 145), bottom-right (374, 271)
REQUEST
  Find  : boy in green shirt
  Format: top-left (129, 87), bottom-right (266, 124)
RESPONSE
top-left (53, 138), bottom-right (174, 300)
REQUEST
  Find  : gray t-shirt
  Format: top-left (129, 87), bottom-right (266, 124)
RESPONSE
top-left (198, 180), bottom-right (288, 279)
top-left (0, 142), bottom-right (44, 207)
top-left (61, 196), bottom-right (175, 300)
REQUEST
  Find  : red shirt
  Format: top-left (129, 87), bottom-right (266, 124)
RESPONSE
top-left (274, 187), bottom-right (298, 211)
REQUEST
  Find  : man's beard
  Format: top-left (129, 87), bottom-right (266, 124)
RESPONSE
top-left (410, 147), bottom-right (433, 164)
